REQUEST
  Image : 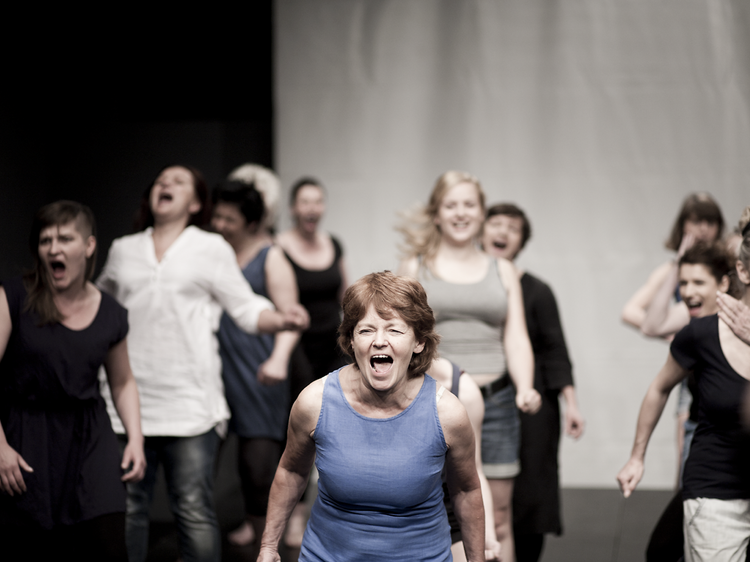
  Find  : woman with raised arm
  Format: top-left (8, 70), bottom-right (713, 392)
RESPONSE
top-left (0, 201), bottom-right (145, 561)
top-left (211, 180), bottom-right (301, 547)
top-left (97, 165), bottom-right (308, 562)
top-left (257, 272), bottom-right (485, 562)
top-left (622, 193), bottom-right (724, 331)
top-left (399, 171), bottom-right (540, 561)
top-left (617, 208), bottom-right (750, 562)
top-left (482, 203), bottom-right (584, 562)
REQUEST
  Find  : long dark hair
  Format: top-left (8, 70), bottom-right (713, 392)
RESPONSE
top-left (23, 200), bottom-right (97, 325)
top-left (133, 164), bottom-right (211, 232)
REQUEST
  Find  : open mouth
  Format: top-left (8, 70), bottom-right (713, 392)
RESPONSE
top-left (50, 260), bottom-right (66, 279)
top-left (492, 240), bottom-right (507, 249)
top-left (158, 193), bottom-right (173, 202)
top-left (685, 301), bottom-right (702, 316)
top-left (370, 354), bottom-right (394, 375)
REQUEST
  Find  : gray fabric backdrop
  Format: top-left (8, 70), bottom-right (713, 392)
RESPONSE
top-left (274, 0), bottom-right (750, 488)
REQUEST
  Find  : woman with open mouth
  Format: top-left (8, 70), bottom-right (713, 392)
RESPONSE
top-left (398, 170), bottom-right (541, 561)
top-left (0, 201), bottom-right (145, 561)
top-left (96, 165), bottom-right (309, 562)
top-left (256, 271), bottom-right (486, 562)
top-left (617, 207), bottom-right (750, 562)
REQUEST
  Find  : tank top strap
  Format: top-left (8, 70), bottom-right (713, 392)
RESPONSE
top-left (450, 362), bottom-right (461, 396)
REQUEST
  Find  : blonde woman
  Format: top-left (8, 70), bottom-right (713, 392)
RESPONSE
top-left (399, 170), bottom-right (540, 561)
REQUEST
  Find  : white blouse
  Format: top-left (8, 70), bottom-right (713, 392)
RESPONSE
top-left (97, 226), bottom-right (273, 437)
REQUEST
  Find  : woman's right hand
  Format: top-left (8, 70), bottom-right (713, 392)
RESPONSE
top-left (616, 457), bottom-right (644, 498)
top-left (0, 442), bottom-right (33, 496)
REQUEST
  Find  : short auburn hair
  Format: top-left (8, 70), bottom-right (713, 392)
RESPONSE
top-left (338, 271), bottom-right (440, 377)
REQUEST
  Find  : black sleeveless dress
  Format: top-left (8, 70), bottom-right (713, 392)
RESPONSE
top-left (0, 277), bottom-right (127, 529)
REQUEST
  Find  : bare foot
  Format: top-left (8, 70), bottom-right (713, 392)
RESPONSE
top-left (228, 521), bottom-right (255, 546)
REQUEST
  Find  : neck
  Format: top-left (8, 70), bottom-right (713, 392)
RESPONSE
top-left (295, 225), bottom-right (318, 244)
top-left (152, 217), bottom-right (188, 240)
top-left (53, 279), bottom-right (89, 303)
top-left (233, 232), bottom-right (271, 265)
top-left (438, 237), bottom-right (481, 259)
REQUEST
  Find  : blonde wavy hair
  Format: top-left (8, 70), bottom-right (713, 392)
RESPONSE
top-left (397, 170), bottom-right (485, 265)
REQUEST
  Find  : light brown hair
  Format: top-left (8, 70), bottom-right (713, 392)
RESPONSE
top-left (338, 271), bottom-right (440, 377)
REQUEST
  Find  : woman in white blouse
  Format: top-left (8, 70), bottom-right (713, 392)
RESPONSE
top-left (97, 165), bottom-right (308, 562)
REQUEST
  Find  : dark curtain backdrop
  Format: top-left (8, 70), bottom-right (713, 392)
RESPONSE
top-left (274, 0), bottom-right (750, 488)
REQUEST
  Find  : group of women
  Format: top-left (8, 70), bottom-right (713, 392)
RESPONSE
top-left (19, 164), bottom-right (750, 562)
top-left (618, 194), bottom-right (750, 562)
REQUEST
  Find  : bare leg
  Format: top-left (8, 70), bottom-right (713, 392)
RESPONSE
top-left (489, 477), bottom-right (515, 562)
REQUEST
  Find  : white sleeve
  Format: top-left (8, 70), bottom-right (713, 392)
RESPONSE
top-left (209, 238), bottom-right (274, 334)
top-left (95, 238), bottom-right (120, 296)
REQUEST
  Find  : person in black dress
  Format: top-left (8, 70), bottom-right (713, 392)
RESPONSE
top-left (482, 203), bottom-right (585, 562)
top-left (0, 201), bottom-right (145, 561)
top-left (276, 177), bottom-right (349, 545)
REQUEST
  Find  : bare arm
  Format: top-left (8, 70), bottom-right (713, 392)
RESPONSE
top-left (458, 374), bottom-right (501, 559)
top-left (0, 287), bottom-right (35, 496)
top-left (561, 385), bottom-right (585, 439)
top-left (498, 258), bottom-right (540, 414)
top-left (616, 353), bottom-right (687, 497)
top-left (257, 247), bottom-right (303, 386)
top-left (257, 379), bottom-right (323, 562)
top-left (640, 258), bottom-right (690, 338)
top-left (104, 337), bottom-right (146, 482)
top-left (440, 392), bottom-right (486, 562)
top-left (622, 261), bottom-right (674, 330)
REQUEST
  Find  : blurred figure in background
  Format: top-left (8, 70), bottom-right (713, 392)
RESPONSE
top-left (211, 180), bottom-right (303, 548)
top-left (97, 165), bottom-right (308, 562)
top-left (482, 203), bottom-right (584, 562)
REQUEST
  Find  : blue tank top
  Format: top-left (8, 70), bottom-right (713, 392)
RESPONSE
top-left (300, 370), bottom-right (452, 562)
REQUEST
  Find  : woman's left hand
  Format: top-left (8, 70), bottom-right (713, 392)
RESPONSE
top-left (258, 355), bottom-right (289, 386)
top-left (565, 404), bottom-right (585, 439)
top-left (121, 439), bottom-right (146, 483)
top-left (516, 388), bottom-right (541, 414)
top-left (484, 538), bottom-right (502, 560)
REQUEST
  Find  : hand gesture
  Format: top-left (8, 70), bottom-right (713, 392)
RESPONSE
top-left (516, 388), bottom-right (541, 414)
top-left (256, 546), bottom-right (281, 562)
top-left (282, 304), bottom-right (310, 331)
top-left (121, 439), bottom-right (147, 483)
top-left (717, 292), bottom-right (750, 346)
top-left (616, 457), bottom-right (644, 498)
top-left (484, 538), bottom-right (502, 561)
top-left (0, 442), bottom-right (33, 496)
top-left (564, 404), bottom-right (585, 439)
top-left (258, 355), bottom-right (289, 386)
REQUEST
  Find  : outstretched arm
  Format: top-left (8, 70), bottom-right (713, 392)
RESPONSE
top-left (104, 337), bottom-right (146, 482)
top-left (616, 353), bottom-right (687, 497)
top-left (640, 256), bottom-right (690, 338)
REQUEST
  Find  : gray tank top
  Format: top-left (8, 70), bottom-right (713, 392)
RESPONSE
top-left (419, 257), bottom-right (508, 375)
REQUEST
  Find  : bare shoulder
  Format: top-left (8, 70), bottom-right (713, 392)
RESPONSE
top-left (428, 357), bottom-right (453, 388)
top-left (457, 373), bottom-right (483, 409)
top-left (436, 387), bottom-right (472, 447)
top-left (275, 230), bottom-right (294, 251)
top-left (291, 376), bottom-right (327, 437)
top-left (398, 256), bottom-right (419, 278)
top-left (496, 256), bottom-right (519, 287)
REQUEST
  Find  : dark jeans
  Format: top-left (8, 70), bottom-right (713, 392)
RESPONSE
top-left (123, 429), bottom-right (221, 562)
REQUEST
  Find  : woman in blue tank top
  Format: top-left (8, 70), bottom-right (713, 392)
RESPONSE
top-left (256, 271), bottom-right (486, 562)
